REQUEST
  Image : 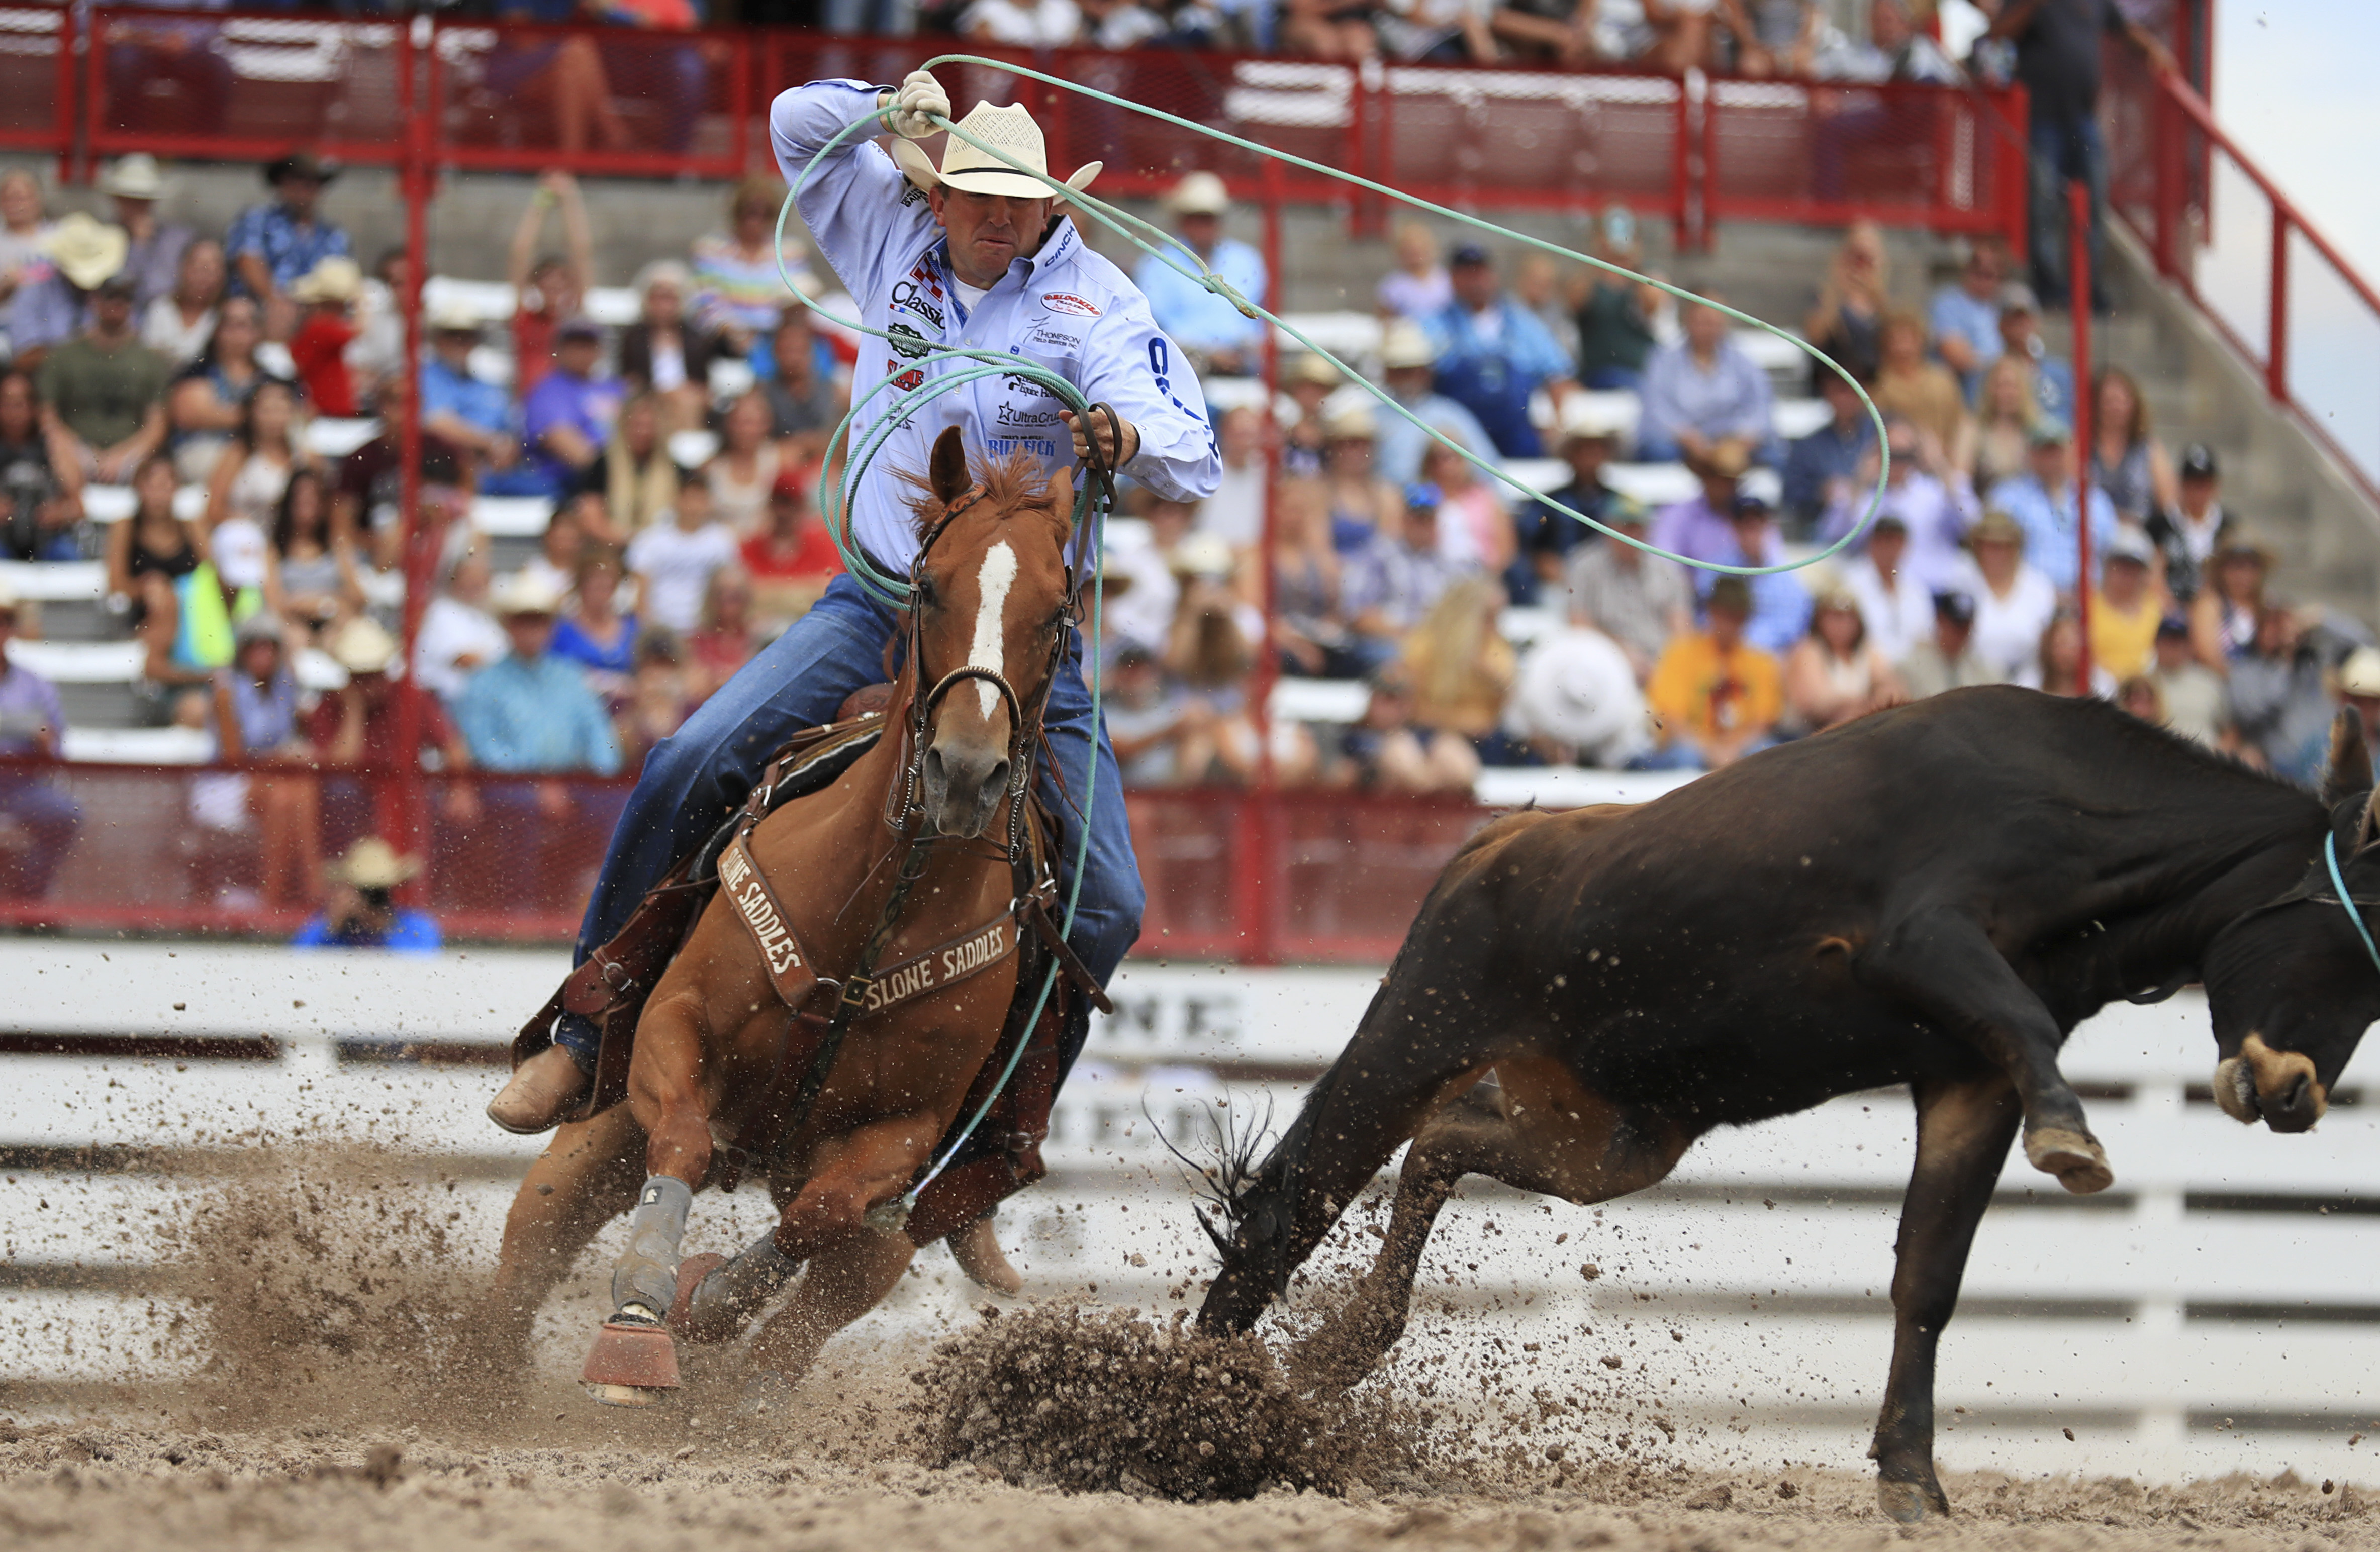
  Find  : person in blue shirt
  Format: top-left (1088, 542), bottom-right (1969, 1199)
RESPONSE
top-left (1372, 319), bottom-right (1493, 489)
top-left (1983, 418), bottom-right (2118, 596)
top-left (1130, 172), bottom-right (1268, 379)
top-left (1928, 240), bottom-right (2009, 402)
top-left (454, 571), bottom-right (622, 778)
top-left (1425, 244), bottom-right (1576, 459)
top-left (293, 837), bottom-right (441, 954)
top-left (453, 569), bottom-right (623, 922)
top-left (419, 298), bottom-right (546, 496)
top-left (1780, 370), bottom-right (1877, 538)
top-left (520, 316), bottom-right (624, 499)
top-left (224, 148), bottom-right (350, 328)
top-left (1693, 486), bottom-right (1813, 655)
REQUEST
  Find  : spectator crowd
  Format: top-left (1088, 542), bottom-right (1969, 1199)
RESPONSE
top-left (0, 152), bottom-right (851, 913)
top-left (0, 119), bottom-right (2367, 917)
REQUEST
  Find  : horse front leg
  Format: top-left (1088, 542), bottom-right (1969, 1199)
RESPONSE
top-left (481, 1106), bottom-right (645, 1374)
top-left (582, 986), bottom-right (718, 1407)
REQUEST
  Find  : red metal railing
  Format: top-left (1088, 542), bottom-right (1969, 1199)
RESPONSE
top-left (0, 759), bottom-right (1486, 960)
top-left (2106, 50), bottom-right (2380, 509)
top-left (35, 10), bottom-right (2030, 249)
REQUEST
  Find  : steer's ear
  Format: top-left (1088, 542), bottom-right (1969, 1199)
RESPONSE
top-left (2323, 710), bottom-right (2373, 809)
top-left (929, 425), bottom-right (970, 510)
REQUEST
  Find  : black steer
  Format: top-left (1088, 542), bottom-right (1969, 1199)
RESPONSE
top-left (1198, 687), bottom-right (2380, 1520)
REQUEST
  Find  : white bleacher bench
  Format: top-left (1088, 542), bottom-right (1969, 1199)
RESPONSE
top-left (306, 417), bottom-right (382, 460)
top-left (1773, 397), bottom-right (1834, 439)
top-left (1474, 765), bottom-right (1695, 808)
top-left (473, 495), bottom-right (556, 539)
top-left (0, 560), bottom-right (101, 601)
top-left (4, 638), bottom-right (139, 682)
top-left (59, 725), bottom-right (213, 765)
top-left (79, 485), bottom-right (134, 524)
top-left (1268, 676), bottom-right (1371, 725)
top-left (1497, 604), bottom-right (1561, 645)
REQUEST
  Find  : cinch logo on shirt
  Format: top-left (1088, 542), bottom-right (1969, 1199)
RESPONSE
top-left (1040, 292), bottom-right (1101, 318)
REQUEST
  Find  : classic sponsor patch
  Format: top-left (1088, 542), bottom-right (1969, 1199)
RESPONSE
top-left (1040, 291), bottom-right (1101, 318)
top-left (891, 279), bottom-right (946, 331)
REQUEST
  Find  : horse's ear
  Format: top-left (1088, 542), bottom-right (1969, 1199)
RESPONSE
top-left (928, 426), bottom-right (969, 509)
top-left (1047, 470), bottom-right (1075, 537)
top-left (2363, 784), bottom-right (2380, 853)
top-left (2325, 711), bottom-right (2375, 808)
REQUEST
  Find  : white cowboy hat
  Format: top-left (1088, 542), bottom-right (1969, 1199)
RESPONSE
top-left (330, 836), bottom-right (422, 888)
top-left (492, 569), bottom-right (567, 617)
top-left (1164, 170), bottom-right (1229, 216)
top-left (889, 102), bottom-right (1101, 201)
top-left (1380, 321), bottom-right (1436, 372)
top-left (100, 153), bottom-right (166, 201)
top-left (290, 255), bottom-right (362, 304)
top-left (43, 212), bottom-right (129, 292)
top-left (327, 615), bottom-right (399, 675)
top-left (426, 296), bottom-right (484, 334)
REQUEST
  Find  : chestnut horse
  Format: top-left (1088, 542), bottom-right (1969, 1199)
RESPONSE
top-left (503, 429), bottom-right (1087, 1405)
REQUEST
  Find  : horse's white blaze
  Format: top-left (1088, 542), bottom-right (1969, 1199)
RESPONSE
top-left (968, 541), bottom-right (1018, 719)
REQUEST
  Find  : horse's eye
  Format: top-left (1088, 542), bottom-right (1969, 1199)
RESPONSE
top-left (915, 575), bottom-right (938, 608)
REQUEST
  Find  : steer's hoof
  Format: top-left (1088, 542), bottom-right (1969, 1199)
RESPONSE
top-left (1876, 1479), bottom-right (1943, 1523)
top-left (2025, 1127), bottom-right (2114, 1194)
top-left (582, 1317), bottom-right (680, 1407)
top-left (668, 1253), bottom-right (734, 1343)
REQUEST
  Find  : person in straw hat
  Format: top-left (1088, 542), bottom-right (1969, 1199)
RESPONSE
top-left (287, 255), bottom-right (363, 417)
top-left (293, 836), bottom-right (441, 953)
top-left (489, 69), bottom-right (1220, 1134)
top-left (9, 211), bottom-right (131, 364)
top-left (305, 614), bottom-right (480, 838)
top-left (30, 223), bottom-right (171, 487)
top-left (99, 154), bottom-right (192, 312)
top-left (1373, 317), bottom-right (1491, 489)
top-left (1132, 170), bottom-right (1268, 377)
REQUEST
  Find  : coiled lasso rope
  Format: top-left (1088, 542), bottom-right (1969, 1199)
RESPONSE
top-left (769, 62), bottom-right (1895, 1207)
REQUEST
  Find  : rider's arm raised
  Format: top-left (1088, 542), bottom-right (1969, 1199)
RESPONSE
top-left (768, 80), bottom-right (936, 306)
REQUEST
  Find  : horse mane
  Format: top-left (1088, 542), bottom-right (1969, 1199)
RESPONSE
top-left (896, 445), bottom-right (1067, 539)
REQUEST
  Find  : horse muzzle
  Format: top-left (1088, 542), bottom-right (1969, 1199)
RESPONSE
top-left (2214, 1032), bottom-right (2327, 1132)
top-left (920, 739), bottom-right (1009, 839)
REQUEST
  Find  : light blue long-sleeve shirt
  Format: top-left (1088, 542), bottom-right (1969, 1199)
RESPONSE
top-left (1132, 235), bottom-right (1268, 359)
top-left (1373, 388), bottom-right (1494, 487)
top-left (1985, 471), bottom-right (2119, 595)
top-left (453, 652), bottom-right (621, 775)
top-left (772, 80), bottom-right (1221, 572)
top-left (1640, 338), bottom-right (1774, 448)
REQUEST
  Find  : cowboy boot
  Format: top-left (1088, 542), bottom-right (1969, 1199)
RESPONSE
top-left (488, 1044), bottom-right (593, 1135)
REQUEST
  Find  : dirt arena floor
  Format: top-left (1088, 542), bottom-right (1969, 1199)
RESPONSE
top-left (7, 1150), bottom-right (2377, 1550)
top-left (5, 1408), bottom-right (2378, 1552)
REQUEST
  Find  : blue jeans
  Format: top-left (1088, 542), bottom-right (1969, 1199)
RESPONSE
top-left (559, 571), bottom-right (1143, 1071)
top-left (2029, 115), bottom-right (2110, 312)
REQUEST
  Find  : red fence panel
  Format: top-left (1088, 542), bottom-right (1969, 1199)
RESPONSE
top-left (0, 5), bottom-right (68, 157)
top-left (429, 19), bottom-right (750, 179)
top-left (1700, 76), bottom-right (2024, 236)
top-left (87, 7), bottom-right (407, 166)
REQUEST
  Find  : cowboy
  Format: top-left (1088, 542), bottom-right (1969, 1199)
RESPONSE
top-left (225, 147), bottom-right (350, 328)
top-left (9, 212), bottom-right (131, 366)
top-left (488, 70), bottom-right (1220, 1132)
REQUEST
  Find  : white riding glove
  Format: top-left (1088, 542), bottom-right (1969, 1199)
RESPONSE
top-left (881, 70), bottom-right (951, 141)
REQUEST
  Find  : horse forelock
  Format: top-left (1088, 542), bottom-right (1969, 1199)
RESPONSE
top-left (896, 446), bottom-right (1067, 543)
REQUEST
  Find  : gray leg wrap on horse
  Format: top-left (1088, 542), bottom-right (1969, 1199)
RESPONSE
top-left (686, 1227), bottom-right (801, 1329)
top-left (613, 1176), bottom-right (694, 1318)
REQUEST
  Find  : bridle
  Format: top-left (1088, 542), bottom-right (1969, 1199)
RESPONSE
top-left (881, 406), bottom-right (1119, 860)
top-left (2234, 827), bottom-right (2380, 982)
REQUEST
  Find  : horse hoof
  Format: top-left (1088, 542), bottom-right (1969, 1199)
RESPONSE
top-left (668, 1253), bottom-right (734, 1342)
top-left (583, 1318), bottom-right (681, 1400)
top-left (1876, 1479), bottom-right (1941, 1522)
top-left (2025, 1128), bottom-right (2114, 1194)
